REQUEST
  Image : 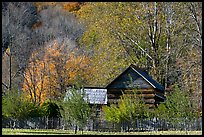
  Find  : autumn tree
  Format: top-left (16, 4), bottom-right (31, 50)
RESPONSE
top-left (62, 2), bottom-right (83, 12)
top-left (22, 40), bottom-right (93, 105)
top-left (34, 2), bottom-right (57, 12)
top-left (77, 2), bottom-right (132, 87)
top-left (24, 5), bottom-right (86, 104)
top-left (34, 2), bottom-right (84, 12)
top-left (2, 3), bottom-right (86, 101)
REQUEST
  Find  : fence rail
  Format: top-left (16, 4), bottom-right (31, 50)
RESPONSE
top-left (2, 117), bottom-right (202, 132)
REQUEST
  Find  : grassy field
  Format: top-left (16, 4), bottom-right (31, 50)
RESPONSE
top-left (2, 128), bottom-right (202, 135)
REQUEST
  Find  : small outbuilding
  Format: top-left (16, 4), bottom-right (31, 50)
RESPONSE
top-left (64, 86), bottom-right (107, 118)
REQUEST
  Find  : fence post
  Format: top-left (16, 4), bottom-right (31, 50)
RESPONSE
top-left (47, 117), bottom-right (48, 129)
top-left (52, 117), bottom-right (55, 129)
top-left (57, 117), bottom-right (59, 129)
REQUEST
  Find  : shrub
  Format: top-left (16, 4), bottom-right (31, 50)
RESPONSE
top-left (41, 100), bottom-right (61, 118)
top-left (155, 84), bottom-right (199, 124)
top-left (2, 87), bottom-right (44, 119)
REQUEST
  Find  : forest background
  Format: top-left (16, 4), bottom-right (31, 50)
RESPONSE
top-left (2, 2), bottom-right (202, 116)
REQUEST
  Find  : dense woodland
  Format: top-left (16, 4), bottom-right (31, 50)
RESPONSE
top-left (2, 2), bottom-right (202, 116)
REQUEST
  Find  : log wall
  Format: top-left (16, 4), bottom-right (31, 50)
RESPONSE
top-left (107, 88), bottom-right (164, 108)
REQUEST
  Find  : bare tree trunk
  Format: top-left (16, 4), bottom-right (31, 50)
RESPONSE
top-left (9, 49), bottom-right (12, 90)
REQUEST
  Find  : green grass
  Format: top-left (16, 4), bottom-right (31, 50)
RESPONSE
top-left (2, 128), bottom-right (202, 135)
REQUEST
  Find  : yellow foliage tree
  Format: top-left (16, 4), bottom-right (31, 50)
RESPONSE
top-left (22, 40), bottom-right (93, 105)
top-left (62, 2), bottom-right (82, 12)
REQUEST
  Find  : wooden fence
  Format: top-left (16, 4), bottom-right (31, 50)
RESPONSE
top-left (2, 117), bottom-right (202, 132)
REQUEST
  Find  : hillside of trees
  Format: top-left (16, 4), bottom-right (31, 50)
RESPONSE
top-left (2, 2), bottom-right (202, 114)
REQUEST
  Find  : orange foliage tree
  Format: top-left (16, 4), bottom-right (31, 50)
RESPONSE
top-left (62, 2), bottom-right (82, 12)
top-left (34, 2), bottom-right (84, 12)
top-left (22, 40), bottom-right (93, 105)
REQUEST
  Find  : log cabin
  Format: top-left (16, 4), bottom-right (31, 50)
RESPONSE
top-left (106, 64), bottom-right (166, 108)
top-left (64, 64), bottom-right (166, 118)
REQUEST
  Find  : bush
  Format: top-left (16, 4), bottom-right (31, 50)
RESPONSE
top-left (60, 86), bottom-right (91, 134)
top-left (41, 101), bottom-right (61, 118)
top-left (155, 84), bottom-right (199, 124)
top-left (2, 88), bottom-right (44, 119)
top-left (103, 90), bottom-right (152, 124)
